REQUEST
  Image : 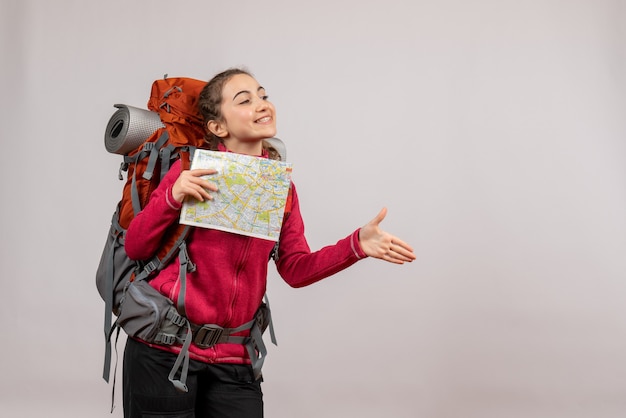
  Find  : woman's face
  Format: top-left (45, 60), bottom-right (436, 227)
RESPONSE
top-left (211, 73), bottom-right (277, 146)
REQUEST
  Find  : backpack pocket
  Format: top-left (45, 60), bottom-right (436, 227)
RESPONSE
top-left (95, 221), bottom-right (135, 315)
top-left (117, 279), bottom-right (179, 343)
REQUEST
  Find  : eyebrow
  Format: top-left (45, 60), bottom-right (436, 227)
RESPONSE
top-left (232, 86), bottom-right (265, 101)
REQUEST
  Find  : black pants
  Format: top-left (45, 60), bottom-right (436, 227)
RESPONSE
top-left (123, 338), bottom-right (264, 418)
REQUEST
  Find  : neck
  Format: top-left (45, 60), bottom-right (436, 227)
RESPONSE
top-left (222, 139), bottom-right (264, 156)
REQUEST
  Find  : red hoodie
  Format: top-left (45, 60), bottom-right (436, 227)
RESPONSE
top-left (125, 153), bottom-right (367, 365)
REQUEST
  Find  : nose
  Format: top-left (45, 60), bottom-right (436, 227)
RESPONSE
top-left (255, 97), bottom-right (270, 111)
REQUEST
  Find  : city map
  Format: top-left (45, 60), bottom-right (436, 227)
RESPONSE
top-left (180, 149), bottom-right (293, 241)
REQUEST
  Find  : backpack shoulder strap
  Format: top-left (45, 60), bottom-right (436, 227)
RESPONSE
top-left (130, 130), bottom-right (170, 215)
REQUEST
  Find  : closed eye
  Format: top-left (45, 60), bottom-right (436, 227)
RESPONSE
top-left (238, 95), bottom-right (268, 105)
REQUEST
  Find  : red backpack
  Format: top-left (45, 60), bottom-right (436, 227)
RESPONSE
top-left (118, 77), bottom-right (207, 229)
top-left (96, 76), bottom-right (283, 404)
top-left (96, 77), bottom-right (208, 398)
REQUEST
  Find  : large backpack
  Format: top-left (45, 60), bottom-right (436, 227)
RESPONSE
top-left (96, 76), bottom-right (281, 399)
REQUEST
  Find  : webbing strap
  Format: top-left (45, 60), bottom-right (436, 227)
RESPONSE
top-left (177, 240), bottom-right (195, 316)
top-left (160, 144), bottom-right (175, 181)
top-left (176, 314), bottom-right (269, 380)
top-left (133, 259), bottom-right (158, 282)
top-left (263, 293), bottom-right (278, 346)
top-left (187, 317), bottom-right (256, 348)
top-left (168, 319), bottom-right (192, 392)
top-left (245, 322), bottom-right (268, 380)
top-left (102, 209), bottom-right (124, 383)
top-left (165, 231), bottom-right (195, 391)
top-left (130, 131), bottom-right (169, 215)
top-left (129, 158), bottom-right (141, 216)
top-left (132, 227), bottom-right (193, 287)
top-left (143, 131), bottom-right (169, 181)
top-left (169, 152), bottom-right (196, 336)
top-left (108, 326), bottom-right (122, 413)
top-left (188, 146), bottom-right (197, 161)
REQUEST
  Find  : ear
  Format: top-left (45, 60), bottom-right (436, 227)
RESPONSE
top-left (207, 120), bottom-right (228, 138)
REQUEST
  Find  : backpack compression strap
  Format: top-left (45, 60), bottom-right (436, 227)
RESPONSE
top-left (159, 144), bottom-right (198, 181)
top-left (102, 208), bottom-right (126, 383)
top-left (132, 225), bottom-right (195, 392)
top-left (129, 130), bottom-right (170, 216)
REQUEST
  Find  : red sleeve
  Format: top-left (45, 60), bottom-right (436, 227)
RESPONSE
top-left (124, 160), bottom-right (184, 260)
top-left (275, 183), bottom-right (368, 288)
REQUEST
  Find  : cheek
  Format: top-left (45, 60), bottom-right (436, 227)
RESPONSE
top-left (235, 108), bottom-right (255, 122)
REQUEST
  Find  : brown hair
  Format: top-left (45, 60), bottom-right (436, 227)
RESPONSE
top-left (198, 68), bottom-right (281, 160)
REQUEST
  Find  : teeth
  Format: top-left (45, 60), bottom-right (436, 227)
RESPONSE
top-left (256, 116), bottom-right (271, 123)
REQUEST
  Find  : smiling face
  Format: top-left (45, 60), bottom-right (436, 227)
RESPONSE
top-left (207, 73), bottom-right (277, 155)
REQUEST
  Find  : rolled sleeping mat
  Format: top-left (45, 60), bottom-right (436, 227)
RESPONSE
top-left (266, 137), bottom-right (287, 161)
top-left (104, 104), bottom-right (164, 155)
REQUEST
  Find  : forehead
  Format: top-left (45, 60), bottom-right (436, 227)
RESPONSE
top-left (223, 74), bottom-right (262, 97)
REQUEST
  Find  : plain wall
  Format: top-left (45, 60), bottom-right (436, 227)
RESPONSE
top-left (1, 0), bottom-right (625, 417)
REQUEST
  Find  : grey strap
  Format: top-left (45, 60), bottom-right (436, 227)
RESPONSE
top-left (103, 208), bottom-right (124, 382)
top-left (108, 326), bottom-right (122, 413)
top-left (168, 319), bottom-right (192, 392)
top-left (160, 144), bottom-right (176, 181)
top-left (263, 293), bottom-right (278, 346)
top-left (176, 240), bottom-right (196, 316)
top-left (130, 131), bottom-right (169, 215)
top-left (245, 322), bottom-right (268, 380)
top-left (143, 131), bottom-right (169, 181)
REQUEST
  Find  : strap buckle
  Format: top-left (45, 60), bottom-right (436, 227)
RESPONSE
top-left (193, 324), bottom-right (224, 348)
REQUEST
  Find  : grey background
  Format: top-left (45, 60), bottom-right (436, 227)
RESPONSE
top-left (1, 0), bottom-right (625, 417)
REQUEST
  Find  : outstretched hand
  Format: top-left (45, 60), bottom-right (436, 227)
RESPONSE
top-left (359, 208), bottom-right (416, 264)
top-left (172, 168), bottom-right (219, 203)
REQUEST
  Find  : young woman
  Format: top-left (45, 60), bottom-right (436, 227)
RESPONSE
top-left (123, 68), bottom-right (416, 418)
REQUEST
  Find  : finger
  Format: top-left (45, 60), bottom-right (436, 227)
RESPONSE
top-left (183, 185), bottom-right (208, 202)
top-left (392, 251), bottom-right (415, 263)
top-left (190, 168), bottom-right (218, 177)
top-left (368, 207), bottom-right (388, 227)
top-left (392, 248), bottom-right (416, 263)
top-left (390, 246), bottom-right (416, 261)
top-left (390, 237), bottom-right (416, 256)
top-left (186, 175), bottom-right (218, 193)
top-left (181, 180), bottom-right (215, 202)
top-left (197, 186), bottom-right (214, 201)
top-left (388, 241), bottom-right (416, 261)
top-left (383, 252), bottom-right (407, 265)
top-left (199, 179), bottom-right (219, 192)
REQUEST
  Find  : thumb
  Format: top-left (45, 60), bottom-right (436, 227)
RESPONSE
top-left (368, 207), bottom-right (388, 227)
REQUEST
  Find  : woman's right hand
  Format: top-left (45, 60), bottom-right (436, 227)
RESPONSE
top-left (171, 168), bottom-right (219, 203)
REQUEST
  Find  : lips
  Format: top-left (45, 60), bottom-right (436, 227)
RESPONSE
top-left (255, 116), bottom-right (272, 124)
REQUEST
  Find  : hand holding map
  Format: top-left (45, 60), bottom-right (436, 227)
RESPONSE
top-left (172, 168), bottom-right (219, 203)
top-left (180, 150), bottom-right (293, 241)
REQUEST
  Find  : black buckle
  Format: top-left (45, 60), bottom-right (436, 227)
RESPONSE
top-left (193, 324), bottom-right (224, 348)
